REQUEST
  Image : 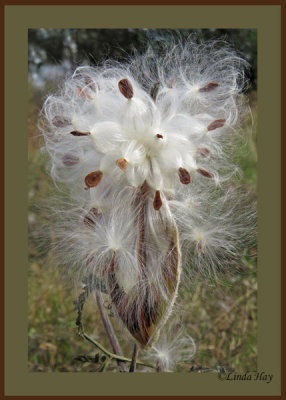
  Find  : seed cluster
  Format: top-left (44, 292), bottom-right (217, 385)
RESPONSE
top-left (41, 41), bottom-right (255, 348)
top-left (53, 77), bottom-right (226, 212)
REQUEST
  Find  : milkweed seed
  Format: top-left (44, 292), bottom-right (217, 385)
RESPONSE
top-left (76, 87), bottom-right (93, 99)
top-left (84, 207), bottom-right (100, 228)
top-left (207, 119), bottom-right (226, 131)
top-left (150, 82), bottom-right (160, 101)
top-left (156, 134), bottom-right (163, 139)
top-left (85, 171), bottom-right (103, 188)
top-left (199, 82), bottom-right (219, 92)
top-left (197, 168), bottom-right (214, 178)
top-left (153, 190), bottom-right (162, 210)
top-left (198, 242), bottom-right (205, 255)
top-left (140, 180), bottom-right (149, 198)
top-left (168, 78), bottom-right (175, 88)
top-left (178, 167), bottom-right (191, 184)
top-left (118, 78), bottom-right (134, 99)
top-left (52, 116), bottom-right (71, 127)
top-left (62, 154), bottom-right (80, 166)
top-left (116, 158), bottom-right (128, 171)
top-left (70, 130), bottom-right (90, 136)
top-left (197, 148), bottom-right (210, 157)
top-left (84, 75), bottom-right (97, 91)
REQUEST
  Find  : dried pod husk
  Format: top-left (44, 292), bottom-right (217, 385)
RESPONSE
top-left (107, 194), bottom-right (181, 348)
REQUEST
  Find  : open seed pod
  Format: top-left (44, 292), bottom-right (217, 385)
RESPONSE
top-left (106, 183), bottom-right (181, 348)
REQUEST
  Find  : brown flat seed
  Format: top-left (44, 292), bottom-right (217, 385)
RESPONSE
top-left (70, 130), bottom-right (90, 136)
top-left (62, 154), bottom-right (80, 166)
top-left (199, 82), bottom-right (219, 92)
top-left (118, 78), bottom-right (134, 99)
top-left (197, 168), bottom-right (213, 179)
top-left (76, 87), bottom-right (93, 99)
top-left (207, 119), bottom-right (226, 131)
top-left (197, 148), bottom-right (210, 157)
top-left (140, 180), bottom-right (149, 198)
top-left (85, 171), bottom-right (103, 188)
top-left (198, 242), bottom-right (205, 255)
top-left (153, 190), bottom-right (162, 211)
top-left (84, 207), bottom-right (100, 228)
top-left (150, 82), bottom-right (160, 101)
top-left (84, 75), bottom-right (97, 91)
top-left (52, 116), bottom-right (71, 127)
top-left (178, 167), bottom-right (191, 184)
top-left (156, 134), bottom-right (163, 139)
top-left (116, 158), bottom-right (128, 171)
top-left (169, 78), bottom-right (175, 88)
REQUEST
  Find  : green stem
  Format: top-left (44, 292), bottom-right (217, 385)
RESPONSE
top-left (101, 357), bottom-right (111, 372)
top-left (79, 331), bottom-right (155, 369)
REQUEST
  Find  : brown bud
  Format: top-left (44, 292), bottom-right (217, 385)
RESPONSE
top-left (199, 82), bottom-right (219, 92)
top-left (70, 130), bottom-right (90, 136)
top-left (85, 171), bottom-right (103, 188)
top-left (156, 134), bottom-right (163, 139)
top-left (197, 148), bottom-right (210, 157)
top-left (118, 78), bottom-right (134, 99)
top-left (116, 158), bottom-right (128, 171)
top-left (197, 168), bottom-right (213, 179)
top-left (52, 116), bottom-right (71, 128)
top-left (207, 119), bottom-right (226, 131)
top-left (153, 190), bottom-right (162, 211)
top-left (62, 154), bottom-right (79, 166)
top-left (84, 207), bottom-right (100, 228)
top-left (178, 167), bottom-right (191, 184)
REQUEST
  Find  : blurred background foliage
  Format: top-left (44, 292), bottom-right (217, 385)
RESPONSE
top-left (28, 29), bottom-right (257, 373)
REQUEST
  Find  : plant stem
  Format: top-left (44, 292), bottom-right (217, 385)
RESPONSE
top-left (156, 360), bottom-right (163, 372)
top-left (101, 357), bottom-right (111, 372)
top-left (79, 330), bottom-right (155, 369)
top-left (129, 343), bottom-right (139, 372)
top-left (95, 290), bottom-right (128, 372)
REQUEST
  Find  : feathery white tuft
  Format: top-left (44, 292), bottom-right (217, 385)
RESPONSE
top-left (39, 38), bottom-right (256, 347)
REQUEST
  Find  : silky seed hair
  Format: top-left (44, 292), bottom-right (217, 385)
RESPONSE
top-left (39, 38), bottom-right (255, 347)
